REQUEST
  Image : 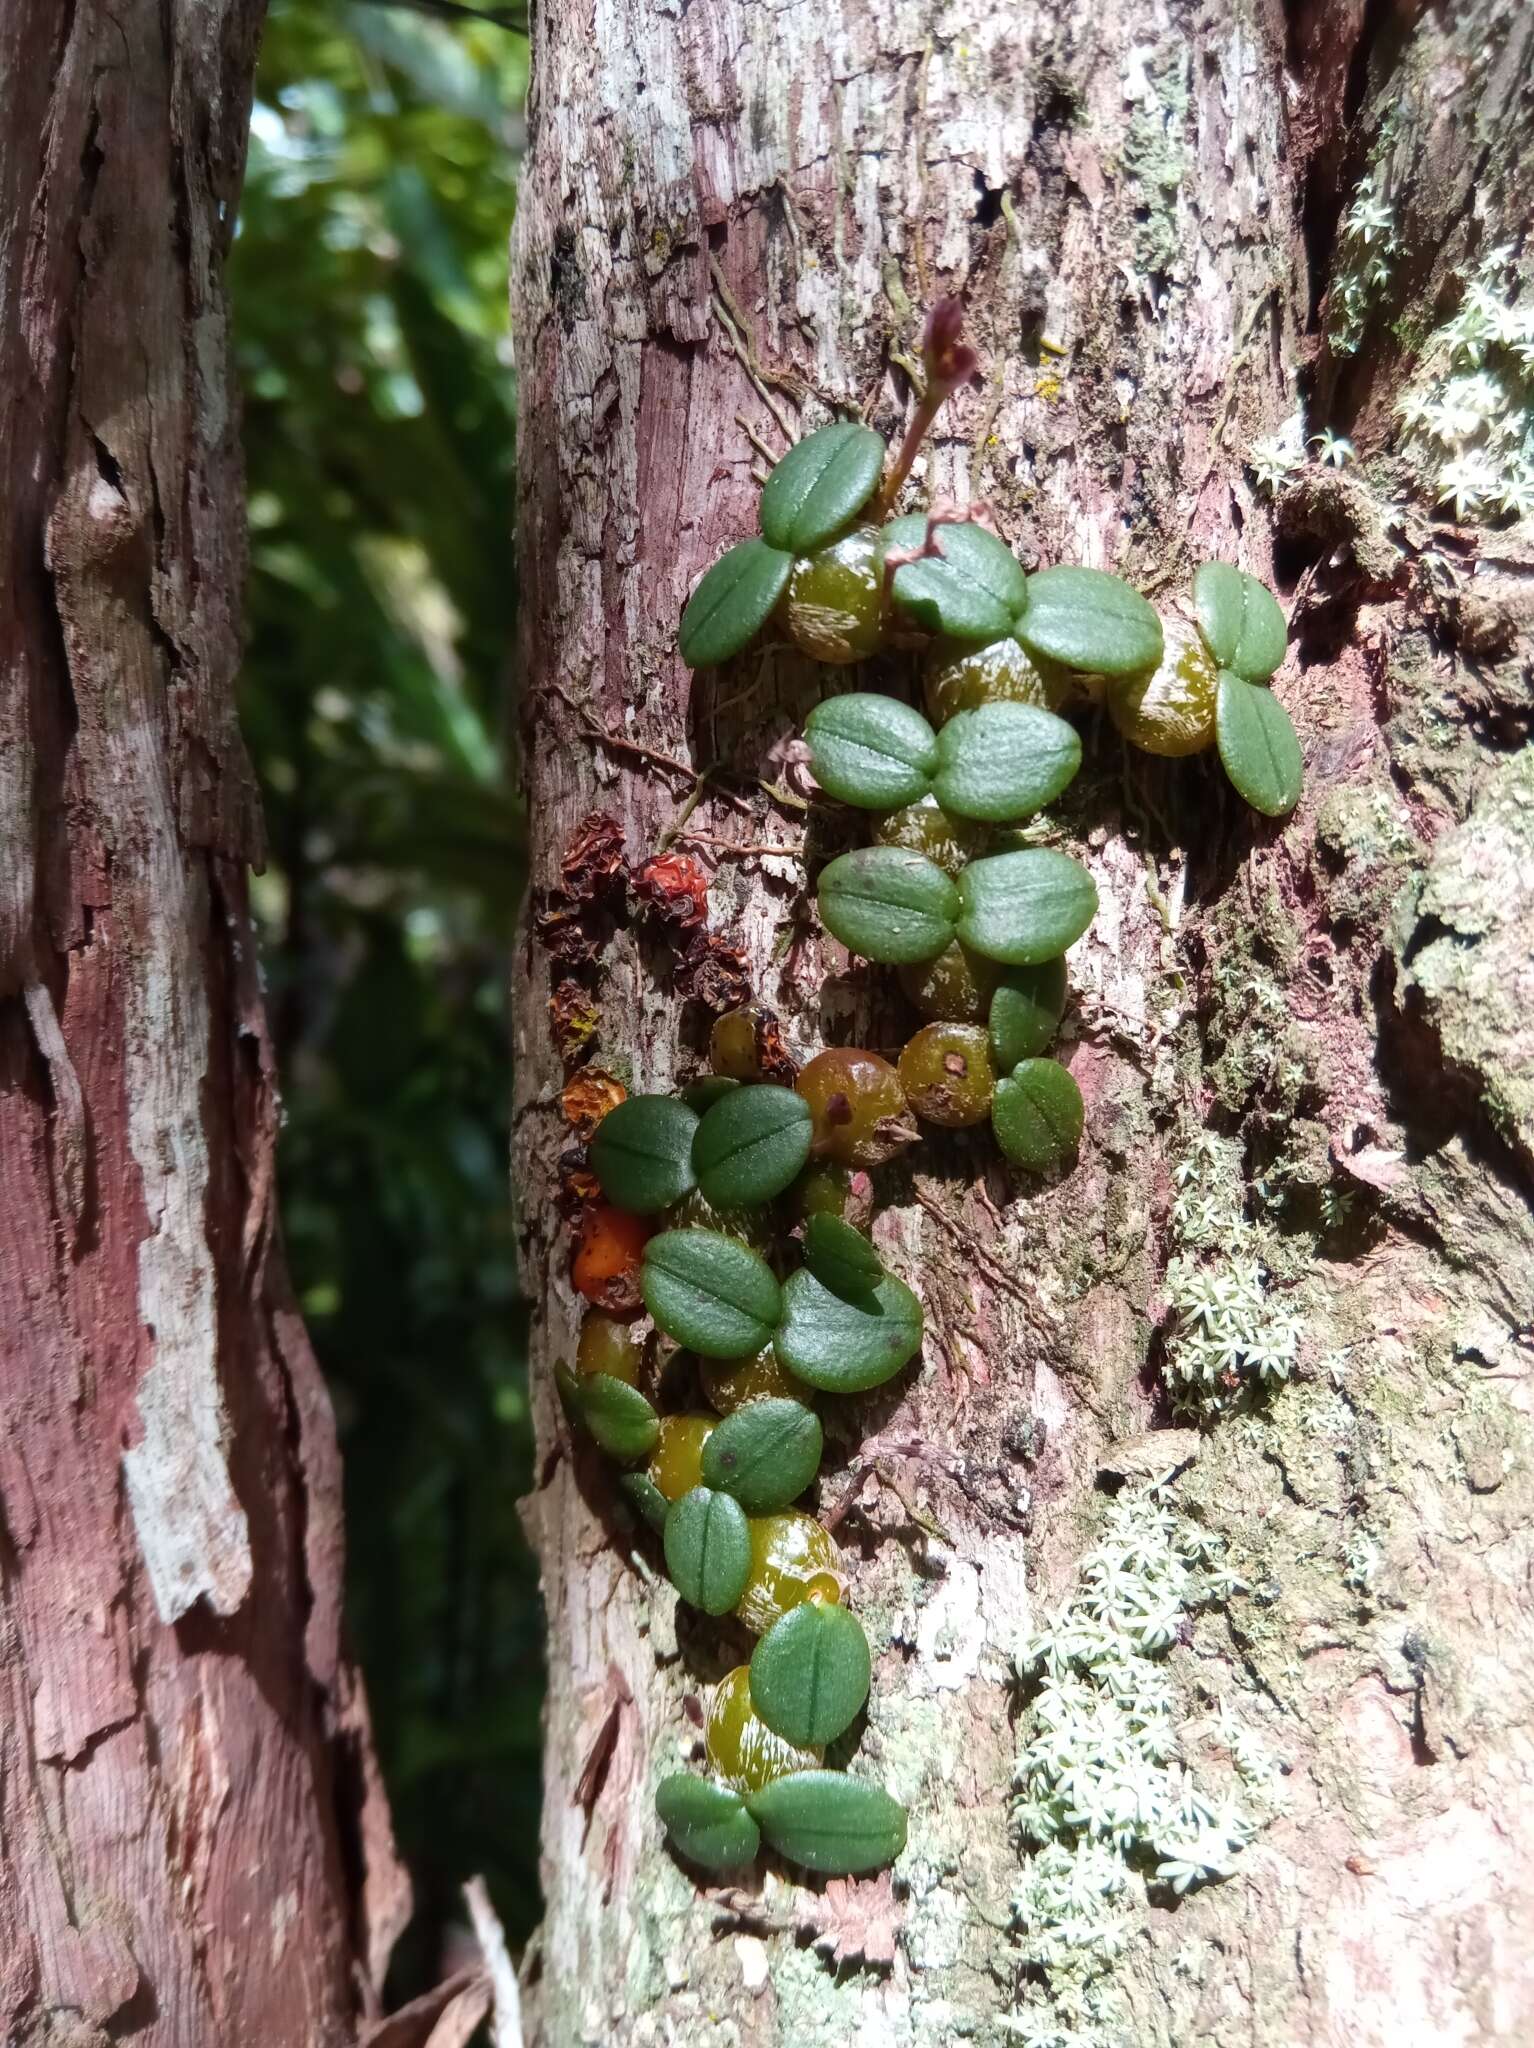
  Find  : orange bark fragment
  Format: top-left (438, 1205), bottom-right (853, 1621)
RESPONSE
top-left (572, 1204), bottom-right (651, 1313)
top-left (561, 1068), bottom-right (626, 1141)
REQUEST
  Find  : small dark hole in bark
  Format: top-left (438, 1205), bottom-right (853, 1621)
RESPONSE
top-left (1272, 528), bottom-right (1321, 590)
top-left (1298, 180), bottom-right (1343, 335)
top-left (91, 434), bottom-right (123, 491)
top-left (1031, 80), bottom-right (1079, 137)
top-left (80, 107), bottom-right (105, 215)
top-left (972, 170), bottom-right (1004, 230)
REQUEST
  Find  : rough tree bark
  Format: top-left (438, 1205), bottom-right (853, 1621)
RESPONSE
top-left (512, 0), bottom-right (1533, 2042)
top-left (0, 5), bottom-right (408, 2041)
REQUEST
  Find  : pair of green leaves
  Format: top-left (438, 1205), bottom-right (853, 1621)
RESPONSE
top-left (642, 1222), bottom-right (925, 1392)
top-left (817, 845), bottom-right (1097, 969)
top-left (679, 423), bottom-right (885, 667)
top-left (1191, 562), bottom-right (1303, 817)
top-left (886, 524), bottom-right (1164, 682)
top-left (885, 529), bottom-right (1163, 676)
top-left (1192, 562), bottom-right (1286, 683)
top-left (805, 691), bottom-right (1080, 824)
top-left (664, 1430), bottom-right (846, 1611)
top-left (687, 503), bottom-right (1033, 675)
top-left (774, 1215), bottom-right (924, 1392)
top-left (592, 1084), bottom-right (813, 1213)
top-left (656, 1768), bottom-right (908, 1875)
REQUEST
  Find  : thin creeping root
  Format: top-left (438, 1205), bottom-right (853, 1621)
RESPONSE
top-left (550, 680), bottom-right (750, 812)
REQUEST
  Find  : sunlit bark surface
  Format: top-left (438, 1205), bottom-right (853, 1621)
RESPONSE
top-left (512, 2), bottom-right (1534, 2040)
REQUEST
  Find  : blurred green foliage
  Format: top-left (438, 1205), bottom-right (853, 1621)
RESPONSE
top-left (232, 0), bottom-right (538, 1992)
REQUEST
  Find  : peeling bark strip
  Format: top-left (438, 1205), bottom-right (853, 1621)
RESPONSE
top-left (513, 0), bottom-right (1534, 2041)
top-left (0, 2), bottom-right (406, 2039)
top-left (112, 781), bottom-right (252, 1622)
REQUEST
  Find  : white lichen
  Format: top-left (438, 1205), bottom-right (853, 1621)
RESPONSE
top-left (1246, 407), bottom-right (1307, 497)
top-left (1162, 1132), bottom-right (1302, 1415)
top-left (1165, 1255), bottom-right (1302, 1401)
top-left (1344, 1528), bottom-right (1382, 1593)
top-left (1326, 164), bottom-right (1400, 357)
top-left (1391, 246), bottom-right (1534, 522)
top-left (1217, 1699), bottom-right (1286, 1804)
top-left (1007, 1489), bottom-right (1259, 2045)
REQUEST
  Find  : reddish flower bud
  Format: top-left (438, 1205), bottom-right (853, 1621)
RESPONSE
top-left (922, 297), bottom-right (980, 396)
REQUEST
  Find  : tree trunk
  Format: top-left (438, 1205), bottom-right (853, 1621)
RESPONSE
top-left (0, 5), bottom-right (406, 2041)
top-left (511, 0), bottom-right (1534, 2040)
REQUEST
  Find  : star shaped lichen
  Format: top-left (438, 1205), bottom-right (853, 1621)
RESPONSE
top-left (1326, 166), bottom-right (1400, 355)
top-left (1161, 1131), bottom-right (1303, 1415)
top-left (1009, 1489), bottom-right (1279, 2044)
top-left (1390, 249), bottom-right (1534, 526)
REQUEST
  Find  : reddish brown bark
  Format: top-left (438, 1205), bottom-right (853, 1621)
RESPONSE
top-left (0, 4), bottom-right (405, 2040)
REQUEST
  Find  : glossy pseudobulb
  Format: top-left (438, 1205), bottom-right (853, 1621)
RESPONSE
top-left (704, 1007), bottom-right (790, 1089)
top-left (1107, 616), bottom-right (1218, 757)
top-left (668, 1184), bottom-right (775, 1251)
top-left (872, 796), bottom-right (990, 879)
top-left (897, 1023), bottom-right (996, 1127)
top-left (779, 523), bottom-right (886, 665)
top-left (897, 940), bottom-right (1003, 1025)
top-left (648, 1412), bottom-right (719, 1502)
top-left (736, 1511), bottom-right (843, 1635)
top-left (796, 1048), bottom-right (913, 1167)
top-left (700, 1346), bottom-right (807, 1416)
top-left (791, 1161), bottom-right (856, 1221)
top-left (923, 633), bottom-right (1072, 724)
top-left (706, 1663), bottom-right (822, 1792)
top-left (575, 1311), bottom-right (643, 1386)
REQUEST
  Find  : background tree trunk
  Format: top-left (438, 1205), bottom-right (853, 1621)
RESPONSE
top-left (511, 0), bottom-right (1534, 2040)
top-left (0, 5), bottom-right (406, 2040)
